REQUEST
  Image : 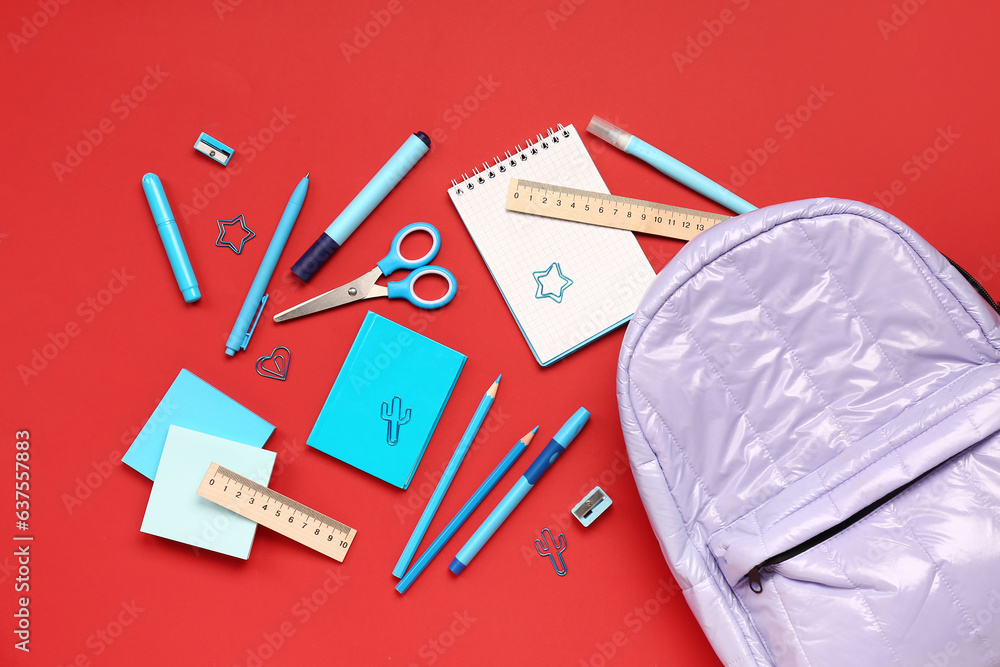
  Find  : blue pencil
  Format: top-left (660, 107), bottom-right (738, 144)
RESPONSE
top-left (395, 427), bottom-right (536, 594)
top-left (392, 375), bottom-right (501, 577)
top-left (450, 407), bottom-right (590, 574)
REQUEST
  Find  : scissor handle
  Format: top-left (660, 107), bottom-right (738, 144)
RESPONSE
top-left (386, 265), bottom-right (457, 309)
top-left (376, 222), bottom-right (441, 276)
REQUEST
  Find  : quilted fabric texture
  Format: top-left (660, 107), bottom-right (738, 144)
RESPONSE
top-left (617, 198), bottom-right (1000, 666)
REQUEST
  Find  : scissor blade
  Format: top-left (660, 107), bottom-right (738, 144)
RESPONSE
top-left (273, 268), bottom-right (381, 322)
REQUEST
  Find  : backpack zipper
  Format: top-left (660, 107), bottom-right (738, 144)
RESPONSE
top-left (746, 464), bottom-right (938, 594)
top-left (747, 258), bottom-right (996, 594)
top-left (948, 257), bottom-right (1000, 315)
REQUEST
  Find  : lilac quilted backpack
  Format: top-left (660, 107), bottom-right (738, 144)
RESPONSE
top-left (617, 198), bottom-right (1000, 666)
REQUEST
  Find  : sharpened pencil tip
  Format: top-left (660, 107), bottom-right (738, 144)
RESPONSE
top-left (495, 374), bottom-right (502, 383)
top-left (531, 425), bottom-right (539, 434)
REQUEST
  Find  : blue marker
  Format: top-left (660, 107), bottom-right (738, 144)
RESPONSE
top-left (587, 115), bottom-right (756, 215)
top-left (291, 131), bottom-right (431, 282)
top-left (395, 427), bottom-right (535, 595)
top-left (142, 173), bottom-right (200, 303)
top-left (225, 174), bottom-right (309, 356)
top-left (450, 407), bottom-right (590, 575)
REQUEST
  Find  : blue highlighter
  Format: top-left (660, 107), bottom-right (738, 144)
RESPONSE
top-left (291, 131), bottom-right (431, 282)
top-left (142, 173), bottom-right (200, 302)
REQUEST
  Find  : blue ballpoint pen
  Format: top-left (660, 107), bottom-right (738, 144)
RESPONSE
top-left (395, 427), bottom-right (535, 594)
top-left (450, 407), bottom-right (590, 574)
top-left (225, 174), bottom-right (309, 356)
top-left (587, 115), bottom-right (756, 215)
top-left (393, 375), bottom-right (500, 577)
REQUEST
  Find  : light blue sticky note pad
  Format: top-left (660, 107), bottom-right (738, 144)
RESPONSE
top-left (140, 425), bottom-right (277, 559)
top-left (123, 369), bottom-right (275, 481)
top-left (307, 311), bottom-right (466, 489)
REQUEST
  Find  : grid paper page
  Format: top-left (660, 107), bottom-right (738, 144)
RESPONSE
top-left (449, 125), bottom-right (655, 365)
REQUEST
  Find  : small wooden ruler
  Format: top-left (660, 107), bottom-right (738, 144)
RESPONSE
top-left (197, 462), bottom-right (357, 562)
top-left (506, 178), bottom-right (731, 241)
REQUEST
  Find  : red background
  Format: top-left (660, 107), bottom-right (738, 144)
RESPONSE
top-left (3, 1), bottom-right (999, 665)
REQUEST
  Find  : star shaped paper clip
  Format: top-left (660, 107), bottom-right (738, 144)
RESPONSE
top-left (533, 262), bottom-right (573, 303)
top-left (216, 214), bottom-right (256, 254)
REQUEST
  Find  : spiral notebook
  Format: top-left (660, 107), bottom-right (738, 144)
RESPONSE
top-left (448, 124), bottom-right (655, 366)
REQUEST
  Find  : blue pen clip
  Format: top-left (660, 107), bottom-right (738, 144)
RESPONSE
top-left (240, 294), bottom-right (269, 351)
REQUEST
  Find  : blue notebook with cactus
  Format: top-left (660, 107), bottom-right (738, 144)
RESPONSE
top-left (307, 311), bottom-right (466, 489)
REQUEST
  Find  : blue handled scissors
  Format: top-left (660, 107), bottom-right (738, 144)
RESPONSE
top-left (274, 222), bottom-right (457, 322)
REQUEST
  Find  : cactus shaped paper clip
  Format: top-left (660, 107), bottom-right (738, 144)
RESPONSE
top-left (535, 527), bottom-right (568, 576)
top-left (380, 396), bottom-right (411, 445)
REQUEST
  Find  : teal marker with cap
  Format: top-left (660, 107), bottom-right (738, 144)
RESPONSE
top-left (142, 173), bottom-right (200, 303)
top-left (291, 131), bottom-right (430, 282)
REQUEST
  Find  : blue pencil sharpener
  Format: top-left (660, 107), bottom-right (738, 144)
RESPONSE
top-left (572, 486), bottom-right (612, 527)
top-left (194, 132), bottom-right (234, 166)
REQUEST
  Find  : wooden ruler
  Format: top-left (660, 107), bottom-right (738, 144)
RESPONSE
top-left (506, 178), bottom-right (731, 241)
top-left (197, 462), bottom-right (357, 562)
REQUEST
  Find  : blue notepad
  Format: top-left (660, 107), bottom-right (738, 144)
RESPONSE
top-left (140, 426), bottom-right (276, 559)
top-left (123, 369), bottom-right (275, 480)
top-left (307, 312), bottom-right (466, 489)
top-left (447, 124), bottom-right (654, 365)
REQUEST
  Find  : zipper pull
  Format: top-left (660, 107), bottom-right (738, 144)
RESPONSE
top-left (747, 566), bottom-right (763, 594)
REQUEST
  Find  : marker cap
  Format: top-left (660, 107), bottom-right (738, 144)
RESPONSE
top-left (587, 115), bottom-right (633, 152)
top-left (142, 173), bottom-right (175, 224)
top-left (553, 407), bottom-right (590, 445)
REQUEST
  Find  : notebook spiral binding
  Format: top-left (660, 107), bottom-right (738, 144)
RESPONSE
top-left (450, 124), bottom-right (573, 196)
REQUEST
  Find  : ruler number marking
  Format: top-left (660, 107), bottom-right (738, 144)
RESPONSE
top-left (197, 463), bottom-right (356, 561)
top-left (507, 179), bottom-right (730, 241)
